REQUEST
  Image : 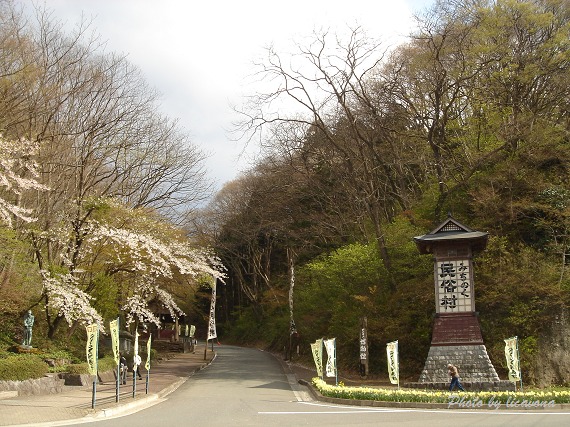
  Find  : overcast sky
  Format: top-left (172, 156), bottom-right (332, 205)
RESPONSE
top-left (25, 0), bottom-right (434, 194)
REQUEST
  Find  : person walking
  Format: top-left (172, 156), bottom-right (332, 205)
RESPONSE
top-left (448, 363), bottom-right (465, 392)
top-left (119, 354), bottom-right (128, 385)
top-left (134, 353), bottom-right (142, 380)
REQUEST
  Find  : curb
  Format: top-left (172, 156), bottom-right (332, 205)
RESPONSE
top-left (0, 391), bottom-right (18, 400)
top-left (90, 353), bottom-right (217, 420)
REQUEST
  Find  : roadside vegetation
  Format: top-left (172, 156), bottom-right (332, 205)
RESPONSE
top-left (0, 0), bottom-right (223, 379)
top-left (312, 378), bottom-right (570, 405)
top-left (0, 0), bottom-right (569, 393)
top-left (204, 0), bottom-right (570, 387)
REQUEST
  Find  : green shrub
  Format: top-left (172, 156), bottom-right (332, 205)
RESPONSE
top-left (65, 356), bottom-right (117, 374)
top-left (0, 354), bottom-right (48, 381)
top-left (39, 349), bottom-right (74, 360)
top-left (66, 362), bottom-right (89, 374)
top-left (98, 356), bottom-right (116, 372)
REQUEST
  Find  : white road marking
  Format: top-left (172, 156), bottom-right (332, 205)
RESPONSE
top-left (259, 401), bottom-right (570, 416)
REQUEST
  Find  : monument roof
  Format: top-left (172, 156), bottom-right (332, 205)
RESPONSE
top-left (413, 216), bottom-right (488, 254)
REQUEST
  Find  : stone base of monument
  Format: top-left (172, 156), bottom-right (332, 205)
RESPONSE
top-left (404, 380), bottom-right (515, 391)
top-left (11, 345), bottom-right (40, 354)
top-left (408, 344), bottom-right (515, 391)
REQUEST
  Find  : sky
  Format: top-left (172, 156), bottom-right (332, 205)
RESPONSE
top-left (25, 0), bottom-right (434, 194)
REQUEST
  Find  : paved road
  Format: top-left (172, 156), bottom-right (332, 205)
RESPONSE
top-left (84, 345), bottom-right (569, 427)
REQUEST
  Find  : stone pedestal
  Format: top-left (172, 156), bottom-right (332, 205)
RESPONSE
top-left (419, 344), bottom-right (499, 383)
top-left (406, 344), bottom-right (514, 391)
top-left (413, 312), bottom-right (512, 390)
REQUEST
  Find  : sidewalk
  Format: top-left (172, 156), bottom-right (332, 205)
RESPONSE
top-left (0, 346), bottom-right (216, 427)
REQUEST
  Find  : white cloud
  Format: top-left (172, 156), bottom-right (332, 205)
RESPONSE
top-left (27, 0), bottom-right (434, 190)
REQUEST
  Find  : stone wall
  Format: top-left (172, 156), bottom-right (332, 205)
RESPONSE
top-left (530, 308), bottom-right (570, 387)
top-left (0, 374), bottom-right (64, 396)
top-left (419, 344), bottom-right (500, 383)
top-left (412, 344), bottom-right (515, 391)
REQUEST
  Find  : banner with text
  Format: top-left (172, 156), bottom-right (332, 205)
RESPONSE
top-left (109, 318), bottom-right (119, 365)
top-left (504, 337), bottom-right (521, 382)
top-left (145, 335), bottom-right (152, 371)
top-left (386, 340), bottom-right (399, 385)
top-left (324, 338), bottom-right (336, 378)
top-left (310, 339), bottom-right (323, 378)
top-left (207, 281), bottom-right (217, 340)
top-left (85, 324), bottom-right (99, 376)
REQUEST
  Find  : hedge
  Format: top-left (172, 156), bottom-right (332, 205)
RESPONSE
top-left (0, 354), bottom-right (48, 381)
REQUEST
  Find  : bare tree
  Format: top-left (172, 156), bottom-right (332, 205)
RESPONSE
top-left (235, 27), bottom-right (429, 291)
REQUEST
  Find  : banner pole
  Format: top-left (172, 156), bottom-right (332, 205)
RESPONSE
top-left (146, 370), bottom-right (149, 394)
top-left (133, 330), bottom-right (138, 399)
top-left (516, 336), bottom-right (523, 391)
top-left (116, 317), bottom-right (120, 402)
top-left (334, 338), bottom-right (338, 386)
top-left (91, 323), bottom-right (99, 409)
top-left (145, 334), bottom-right (151, 395)
top-left (92, 378), bottom-right (96, 409)
top-left (397, 340), bottom-right (400, 390)
top-left (321, 338), bottom-right (324, 380)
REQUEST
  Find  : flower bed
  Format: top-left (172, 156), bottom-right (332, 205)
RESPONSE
top-left (312, 378), bottom-right (570, 406)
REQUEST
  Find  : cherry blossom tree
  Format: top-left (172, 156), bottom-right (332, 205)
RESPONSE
top-left (35, 197), bottom-right (225, 338)
top-left (0, 134), bottom-right (47, 226)
top-left (0, 4), bottom-right (220, 338)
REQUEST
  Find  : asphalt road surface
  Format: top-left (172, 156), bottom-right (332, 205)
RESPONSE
top-left (87, 345), bottom-right (570, 426)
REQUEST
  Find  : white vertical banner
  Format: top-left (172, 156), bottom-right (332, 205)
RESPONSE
top-left (288, 249), bottom-right (297, 336)
top-left (207, 279), bottom-right (217, 340)
top-left (145, 335), bottom-right (152, 371)
top-left (134, 330), bottom-right (139, 359)
top-left (310, 339), bottom-right (323, 378)
top-left (324, 338), bottom-right (336, 379)
top-left (386, 340), bottom-right (399, 387)
top-left (504, 336), bottom-right (521, 382)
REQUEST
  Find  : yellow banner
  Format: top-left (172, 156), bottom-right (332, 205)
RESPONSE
top-left (109, 319), bottom-right (119, 365)
top-left (145, 335), bottom-right (152, 371)
top-left (85, 324), bottom-right (98, 376)
top-left (310, 339), bottom-right (323, 377)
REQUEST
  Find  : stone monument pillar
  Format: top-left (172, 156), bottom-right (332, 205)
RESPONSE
top-left (413, 216), bottom-right (511, 390)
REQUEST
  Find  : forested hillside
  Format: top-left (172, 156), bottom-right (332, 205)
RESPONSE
top-left (200, 0), bottom-right (570, 385)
